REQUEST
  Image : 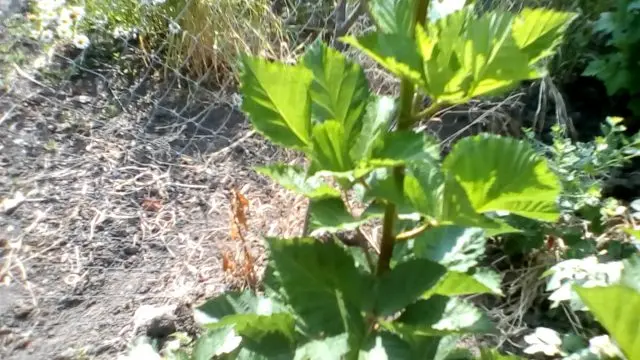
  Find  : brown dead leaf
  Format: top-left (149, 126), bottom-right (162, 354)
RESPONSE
top-left (141, 198), bottom-right (163, 212)
top-left (231, 188), bottom-right (249, 231)
top-left (222, 251), bottom-right (236, 273)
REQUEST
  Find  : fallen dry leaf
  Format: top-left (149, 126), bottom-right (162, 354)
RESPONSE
top-left (141, 198), bottom-right (163, 212)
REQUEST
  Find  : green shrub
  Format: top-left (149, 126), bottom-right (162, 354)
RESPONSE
top-left (149, 1), bottom-right (578, 358)
top-left (583, 0), bottom-right (640, 115)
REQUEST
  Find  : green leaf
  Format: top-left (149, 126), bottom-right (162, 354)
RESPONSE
top-left (294, 334), bottom-right (350, 360)
top-left (398, 296), bottom-right (495, 335)
top-left (512, 8), bottom-right (577, 65)
top-left (255, 164), bottom-right (340, 199)
top-left (375, 131), bottom-right (441, 165)
top-left (303, 41), bottom-right (370, 140)
top-left (240, 56), bottom-right (312, 149)
top-left (404, 158), bottom-right (446, 219)
top-left (194, 291), bottom-right (275, 325)
top-left (193, 326), bottom-right (242, 360)
top-left (403, 160), bottom-right (517, 235)
top-left (376, 259), bottom-right (447, 316)
top-left (194, 292), bottom-right (296, 356)
top-left (369, 0), bottom-right (417, 36)
top-left (575, 285), bottom-right (640, 360)
top-left (419, 10), bottom-right (530, 103)
top-left (267, 237), bottom-right (368, 336)
top-left (350, 96), bottom-right (396, 163)
top-left (443, 135), bottom-right (561, 222)
top-left (342, 33), bottom-right (425, 87)
top-left (311, 120), bottom-right (353, 172)
top-left (414, 226), bottom-right (486, 272)
top-left (232, 314), bottom-right (296, 357)
top-left (429, 268), bottom-right (503, 297)
top-left (308, 197), bottom-right (382, 235)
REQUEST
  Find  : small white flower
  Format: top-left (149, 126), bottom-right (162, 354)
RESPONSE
top-left (73, 34), bottom-right (90, 49)
top-left (40, 29), bottom-right (54, 43)
top-left (58, 10), bottom-right (73, 27)
top-left (56, 24), bottom-right (73, 39)
top-left (40, 10), bottom-right (58, 25)
top-left (168, 21), bottom-right (181, 34)
top-left (69, 6), bottom-right (85, 21)
top-left (523, 327), bottom-right (563, 356)
top-left (37, 0), bottom-right (65, 12)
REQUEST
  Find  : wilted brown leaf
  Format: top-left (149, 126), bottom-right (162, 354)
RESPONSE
top-left (141, 198), bottom-right (163, 212)
top-left (231, 188), bottom-right (249, 231)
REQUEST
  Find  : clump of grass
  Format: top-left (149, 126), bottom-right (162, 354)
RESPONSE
top-left (163, 0), bottom-right (290, 85)
top-left (61, 0), bottom-right (291, 86)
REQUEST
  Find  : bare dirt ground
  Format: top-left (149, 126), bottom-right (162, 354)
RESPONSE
top-left (0, 47), bottom-right (308, 359)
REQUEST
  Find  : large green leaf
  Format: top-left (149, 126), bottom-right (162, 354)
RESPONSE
top-left (376, 259), bottom-right (447, 316)
top-left (194, 291), bottom-right (274, 325)
top-left (311, 120), bottom-right (353, 172)
top-left (294, 334), bottom-right (350, 360)
top-left (194, 292), bottom-right (296, 356)
top-left (575, 285), bottom-right (640, 360)
top-left (234, 314), bottom-right (296, 357)
top-left (267, 237), bottom-right (369, 336)
top-left (350, 96), bottom-right (396, 163)
top-left (443, 135), bottom-right (560, 222)
top-left (240, 56), bottom-right (312, 149)
top-left (344, 8), bottom-right (573, 105)
top-left (512, 8), bottom-right (577, 65)
top-left (398, 296), bottom-right (495, 335)
top-left (342, 33), bottom-right (425, 87)
top-left (429, 268), bottom-right (503, 297)
top-left (413, 226), bottom-right (486, 272)
top-left (374, 131), bottom-right (441, 165)
top-left (403, 160), bottom-right (517, 235)
top-left (308, 197), bottom-right (383, 235)
top-left (404, 158), bottom-right (446, 219)
top-left (255, 164), bottom-right (340, 199)
top-left (303, 41), bottom-right (370, 140)
top-left (369, 0), bottom-right (417, 36)
top-left (423, 10), bottom-right (531, 102)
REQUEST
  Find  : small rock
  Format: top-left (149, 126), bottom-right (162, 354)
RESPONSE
top-left (13, 302), bottom-right (34, 319)
top-left (73, 95), bottom-right (92, 104)
top-left (0, 326), bottom-right (13, 336)
top-left (123, 245), bottom-right (139, 256)
top-left (57, 296), bottom-right (83, 309)
top-left (133, 304), bottom-right (177, 338)
top-left (1, 191), bottom-right (25, 214)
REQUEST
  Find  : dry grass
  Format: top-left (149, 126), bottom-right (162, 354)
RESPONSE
top-left (166, 0), bottom-right (294, 86)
